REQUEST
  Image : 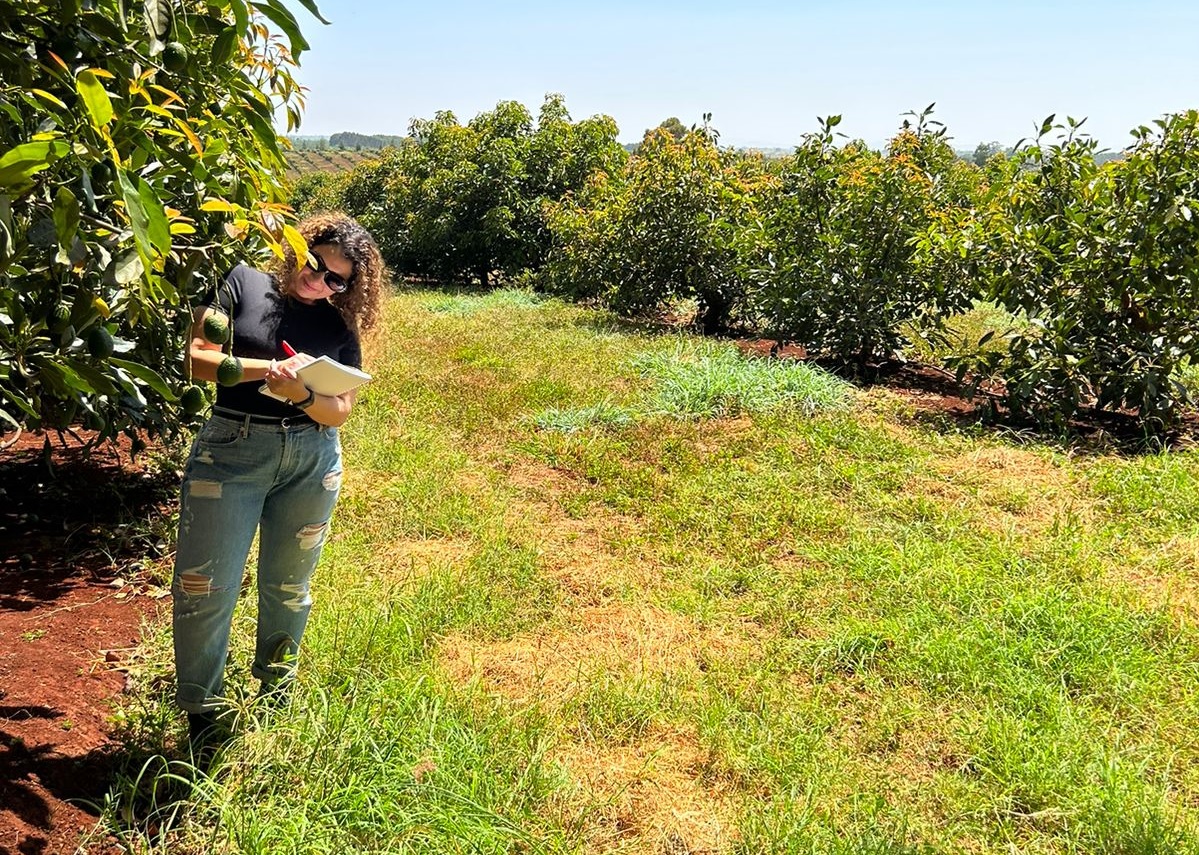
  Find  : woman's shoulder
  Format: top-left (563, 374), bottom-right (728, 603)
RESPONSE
top-left (225, 263), bottom-right (276, 290)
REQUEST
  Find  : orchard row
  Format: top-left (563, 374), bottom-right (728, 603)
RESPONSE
top-left (296, 100), bottom-right (1199, 431)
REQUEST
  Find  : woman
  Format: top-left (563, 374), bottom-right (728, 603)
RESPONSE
top-left (172, 212), bottom-right (385, 758)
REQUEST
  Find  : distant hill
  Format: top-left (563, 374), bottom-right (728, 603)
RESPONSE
top-left (285, 148), bottom-right (383, 179)
top-left (329, 132), bottom-right (406, 149)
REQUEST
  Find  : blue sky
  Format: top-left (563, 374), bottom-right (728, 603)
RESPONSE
top-left (286, 0), bottom-right (1198, 151)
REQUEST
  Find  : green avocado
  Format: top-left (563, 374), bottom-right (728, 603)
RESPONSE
top-left (203, 312), bottom-right (230, 345)
top-left (216, 355), bottom-right (244, 386)
top-left (49, 304), bottom-right (72, 333)
top-left (86, 326), bottom-right (114, 359)
top-left (180, 384), bottom-right (207, 414)
top-left (162, 41), bottom-right (189, 73)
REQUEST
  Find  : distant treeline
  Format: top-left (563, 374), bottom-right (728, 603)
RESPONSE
top-left (329, 132), bottom-right (406, 149)
top-left (287, 132), bottom-right (406, 150)
top-left (294, 133), bottom-right (1123, 164)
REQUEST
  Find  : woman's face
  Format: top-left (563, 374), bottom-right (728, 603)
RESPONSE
top-left (292, 243), bottom-right (355, 305)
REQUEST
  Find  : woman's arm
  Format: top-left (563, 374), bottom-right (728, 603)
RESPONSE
top-left (294, 388), bottom-right (357, 428)
top-left (185, 306), bottom-right (275, 383)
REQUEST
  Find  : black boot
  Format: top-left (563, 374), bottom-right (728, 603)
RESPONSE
top-left (256, 678), bottom-right (293, 712)
top-left (187, 710), bottom-right (231, 771)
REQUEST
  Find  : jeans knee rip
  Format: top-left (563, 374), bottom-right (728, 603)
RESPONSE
top-left (295, 522), bottom-right (328, 550)
top-left (177, 567), bottom-right (215, 596)
top-left (321, 469), bottom-right (342, 492)
top-left (188, 479), bottom-right (222, 499)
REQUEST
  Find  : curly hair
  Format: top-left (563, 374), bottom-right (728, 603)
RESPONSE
top-left (269, 212), bottom-right (387, 340)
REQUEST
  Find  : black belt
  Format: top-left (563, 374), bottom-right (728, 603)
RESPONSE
top-left (212, 407), bottom-right (315, 428)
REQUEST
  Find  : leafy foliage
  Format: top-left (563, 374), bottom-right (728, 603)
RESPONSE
top-left (294, 94), bottom-right (626, 286)
top-left (541, 122), bottom-right (770, 333)
top-left (311, 100), bottom-right (1199, 433)
top-left (750, 106), bottom-right (982, 368)
top-left (0, 0), bottom-right (318, 441)
top-left (933, 112), bottom-right (1199, 428)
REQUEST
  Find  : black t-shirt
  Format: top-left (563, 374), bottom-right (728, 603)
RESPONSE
top-left (203, 264), bottom-right (362, 417)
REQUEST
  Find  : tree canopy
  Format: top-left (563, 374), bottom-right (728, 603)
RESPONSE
top-left (0, 0), bottom-right (321, 443)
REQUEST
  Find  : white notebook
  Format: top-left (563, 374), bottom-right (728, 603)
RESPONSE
top-left (259, 355), bottom-right (372, 401)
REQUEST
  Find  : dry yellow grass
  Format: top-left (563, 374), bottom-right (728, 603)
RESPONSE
top-left (1106, 534), bottom-right (1199, 627)
top-left (913, 445), bottom-right (1092, 537)
top-left (502, 459), bottom-right (666, 603)
top-left (433, 456), bottom-right (767, 853)
top-left (549, 727), bottom-right (738, 855)
top-left (439, 602), bottom-right (757, 708)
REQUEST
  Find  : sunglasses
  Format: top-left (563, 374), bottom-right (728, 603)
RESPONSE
top-left (306, 250), bottom-right (352, 293)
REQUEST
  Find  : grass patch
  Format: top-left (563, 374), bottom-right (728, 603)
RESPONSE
top-left (425, 287), bottom-right (545, 316)
top-left (634, 340), bottom-right (853, 418)
top-left (530, 401), bottom-right (635, 433)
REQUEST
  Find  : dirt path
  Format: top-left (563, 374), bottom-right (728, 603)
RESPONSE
top-left (0, 430), bottom-right (177, 855)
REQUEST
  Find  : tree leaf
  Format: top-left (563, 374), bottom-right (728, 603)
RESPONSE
top-left (70, 361), bottom-right (120, 397)
top-left (76, 70), bottom-right (114, 129)
top-left (31, 89), bottom-right (69, 109)
top-left (112, 250), bottom-right (144, 285)
top-left (281, 223), bottom-right (308, 270)
top-left (116, 171), bottom-right (170, 258)
top-left (138, 178), bottom-right (171, 255)
top-left (53, 186), bottom-right (80, 250)
top-left (229, 0), bottom-right (250, 35)
top-left (240, 104), bottom-right (285, 162)
top-left (117, 167), bottom-right (153, 258)
top-left (172, 117), bottom-right (204, 156)
top-left (0, 404), bottom-right (22, 429)
top-left (250, 1), bottom-right (310, 55)
top-left (143, 0), bottom-right (171, 41)
top-left (0, 388), bottom-right (39, 420)
top-left (212, 27), bottom-right (237, 64)
top-left (0, 141), bottom-right (69, 190)
top-left (111, 357), bottom-right (175, 400)
top-left (293, 0), bottom-right (332, 25)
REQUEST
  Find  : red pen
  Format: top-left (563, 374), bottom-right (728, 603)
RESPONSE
top-left (281, 340), bottom-right (297, 357)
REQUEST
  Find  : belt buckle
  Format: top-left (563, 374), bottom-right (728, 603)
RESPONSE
top-left (279, 415), bottom-right (298, 429)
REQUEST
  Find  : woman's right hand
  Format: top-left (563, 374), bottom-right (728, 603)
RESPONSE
top-left (265, 353), bottom-right (316, 403)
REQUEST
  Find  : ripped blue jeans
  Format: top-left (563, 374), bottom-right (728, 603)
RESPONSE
top-left (172, 413), bottom-right (342, 713)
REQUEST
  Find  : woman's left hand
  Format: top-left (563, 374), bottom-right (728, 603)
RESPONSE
top-left (265, 352), bottom-right (316, 403)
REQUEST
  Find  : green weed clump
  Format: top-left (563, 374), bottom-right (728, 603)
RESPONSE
top-left (633, 341), bottom-right (853, 419)
top-left (531, 401), bottom-right (635, 433)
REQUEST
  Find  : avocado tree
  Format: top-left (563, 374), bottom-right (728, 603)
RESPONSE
top-left (296, 95), bottom-right (626, 286)
top-left (944, 113), bottom-right (1199, 429)
top-left (752, 106), bottom-right (982, 370)
top-left (542, 121), bottom-right (767, 333)
top-left (0, 0), bottom-right (324, 444)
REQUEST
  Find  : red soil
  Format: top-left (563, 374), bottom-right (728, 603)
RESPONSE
top-left (0, 429), bottom-right (177, 855)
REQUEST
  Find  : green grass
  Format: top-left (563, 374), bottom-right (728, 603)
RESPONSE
top-left (108, 290), bottom-right (1199, 854)
top-left (633, 339), bottom-right (854, 419)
